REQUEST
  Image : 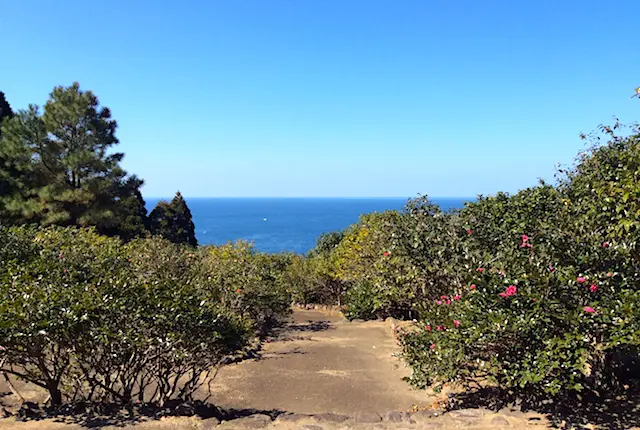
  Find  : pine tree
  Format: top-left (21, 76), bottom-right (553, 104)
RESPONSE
top-left (149, 192), bottom-right (197, 247)
top-left (0, 91), bottom-right (15, 203)
top-left (0, 83), bottom-right (148, 238)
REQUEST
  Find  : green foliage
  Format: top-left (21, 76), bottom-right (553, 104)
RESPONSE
top-left (149, 191), bottom-right (197, 247)
top-left (0, 226), bottom-right (257, 406)
top-left (397, 125), bottom-right (640, 401)
top-left (342, 282), bottom-right (377, 320)
top-left (308, 231), bottom-right (344, 257)
top-left (0, 83), bottom-right (148, 240)
top-left (0, 91), bottom-right (15, 201)
top-left (197, 241), bottom-right (291, 335)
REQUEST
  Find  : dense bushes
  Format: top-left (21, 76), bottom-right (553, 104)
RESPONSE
top-left (196, 242), bottom-right (292, 335)
top-left (290, 121), bottom-right (640, 402)
top-left (0, 227), bottom-right (291, 407)
top-left (399, 127), bottom-right (640, 401)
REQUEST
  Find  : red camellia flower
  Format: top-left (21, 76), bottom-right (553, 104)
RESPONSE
top-left (602, 242), bottom-right (609, 248)
top-left (576, 277), bottom-right (586, 283)
top-left (441, 295), bottom-right (448, 300)
top-left (453, 320), bottom-right (460, 328)
top-left (436, 325), bottom-right (443, 331)
top-left (430, 344), bottom-right (436, 350)
top-left (470, 284), bottom-right (477, 290)
top-left (589, 284), bottom-right (598, 293)
top-left (584, 306), bottom-right (596, 313)
top-left (426, 324), bottom-right (431, 331)
top-left (477, 267), bottom-right (484, 273)
top-left (453, 295), bottom-right (461, 301)
top-left (505, 285), bottom-right (517, 296)
top-left (466, 229), bottom-right (472, 235)
top-left (383, 251), bottom-right (390, 257)
top-left (521, 234), bottom-right (529, 242)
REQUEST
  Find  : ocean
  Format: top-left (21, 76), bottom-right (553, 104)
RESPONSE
top-left (145, 197), bottom-right (470, 254)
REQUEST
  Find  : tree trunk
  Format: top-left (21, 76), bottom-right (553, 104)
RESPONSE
top-left (47, 382), bottom-right (63, 406)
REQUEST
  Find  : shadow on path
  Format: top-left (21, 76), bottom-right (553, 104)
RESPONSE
top-left (452, 386), bottom-right (640, 429)
top-left (11, 400), bottom-right (287, 429)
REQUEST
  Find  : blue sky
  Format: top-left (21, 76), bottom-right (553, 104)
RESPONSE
top-left (2, 0), bottom-right (639, 198)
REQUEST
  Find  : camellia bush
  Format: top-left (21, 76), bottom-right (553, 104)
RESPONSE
top-left (196, 241), bottom-right (292, 336)
top-left (399, 124), bottom-right (640, 401)
top-left (0, 227), bottom-right (255, 406)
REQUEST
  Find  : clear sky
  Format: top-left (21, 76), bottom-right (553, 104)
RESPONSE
top-left (2, 1), bottom-right (639, 198)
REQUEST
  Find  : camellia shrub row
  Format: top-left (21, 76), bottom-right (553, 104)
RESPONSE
top-left (0, 227), bottom-right (291, 406)
top-left (299, 122), bottom-right (640, 401)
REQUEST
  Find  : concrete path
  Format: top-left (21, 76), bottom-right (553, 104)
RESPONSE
top-left (207, 309), bottom-right (432, 415)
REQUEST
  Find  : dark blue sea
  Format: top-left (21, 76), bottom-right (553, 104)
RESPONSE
top-left (145, 197), bottom-right (470, 254)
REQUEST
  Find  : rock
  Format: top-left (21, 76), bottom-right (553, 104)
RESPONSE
top-left (218, 413), bottom-right (272, 429)
top-left (354, 411), bottom-right (382, 423)
top-left (411, 410), bottom-right (437, 423)
top-left (383, 411), bottom-right (403, 422)
top-left (311, 413), bottom-right (350, 424)
top-left (275, 413), bottom-right (310, 423)
top-left (491, 415), bottom-right (511, 426)
top-left (200, 417), bottom-right (221, 429)
top-left (448, 408), bottom-right (487, 419)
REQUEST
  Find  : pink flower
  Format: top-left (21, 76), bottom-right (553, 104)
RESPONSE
top-left (383, 251), bottom-right (390, 257)
top-left (549, 266), bottom-right (556, 272)
top-left (236, 288), bottom-right (242, 293)
top-left (453, 320), bottom-right (460, 328)
top-left (505, 285), bottom-right (517, 296)
top-left (583, 306), bottom-right (596, 313)
top-left (436, 300), bottom-right (443, 305)
top-left (430, 344), bottom-right (436, 350)
top-left (466, 229), bottom-right (473, 235)
top-left (576, 277), bottom-right (586, 283)
top-left (445, 299), bottom-right (451, 305)
top-left (521, 234), bottom-right (529, 242)
top-left (63, 269), bottom-right (67, 274)
top-left (589, 284), bottom-right (598, 293)
top-left (436, 325), bottom-right (443, 331)
top-left (58, 253), bottom-right (63, 260)
top-left (441, 295), bottom-right (448, 300)
top-left (602, 242), bottom-right (609, 248)
top-left (470, 284), bottom-right (477, 290)
top-left (606, 272), bottom-right (614, 278)
top-left (498, 292), bottom-right (508, 298)
top-left (453, 295), bottom-right (461, 301)
top-left (477, 267), bottom-right (484, 273)
top-left (426, 324), bottom-right (431, 332)
top-left (520, 242), bottom-right (532, 248)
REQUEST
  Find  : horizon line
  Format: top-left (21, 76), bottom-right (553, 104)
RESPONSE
top-left (143, 196), bottom-right (477, 200)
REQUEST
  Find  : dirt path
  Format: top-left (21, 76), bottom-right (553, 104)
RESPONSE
top-left (207, 309), bottom-right (433, 415)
